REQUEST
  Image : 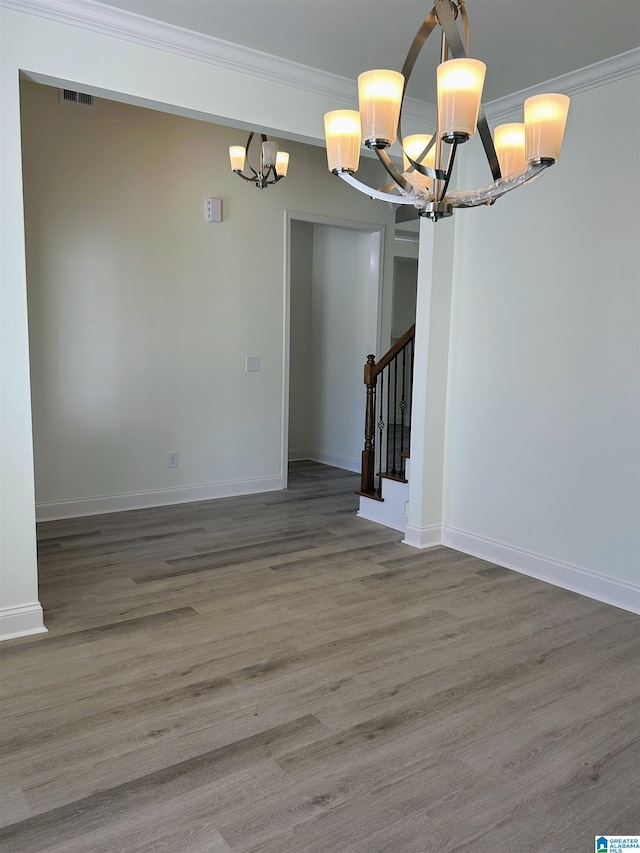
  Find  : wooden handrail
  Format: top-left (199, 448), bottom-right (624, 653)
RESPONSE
top-left (367, 324), bottom-right (415, 381)
top-left (359, 324), bottom-right (416, 499)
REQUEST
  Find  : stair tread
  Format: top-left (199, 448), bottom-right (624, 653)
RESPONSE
top-left (377, 472), bottom-right (408, 484)
top-left (356, 490), bottom-right (384, 502)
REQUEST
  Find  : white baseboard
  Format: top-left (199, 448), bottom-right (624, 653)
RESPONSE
top-left (35, 476), bottom-right (284, 521)
top-left (0, 602), bottom-right (47, 641)
top-left (288, 448), bottom-right (314, 462)
top-left (306, 450), bottom-right (360, 473)
top-left (287, 449), bottom-right (359, 472)
top-left (402, 523), bottom-right (442, 549)
top-left (442, 526), bottom-right (640, 615)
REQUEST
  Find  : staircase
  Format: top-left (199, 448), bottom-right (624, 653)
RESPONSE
top-left (356, 325), bottom-right (415, 532)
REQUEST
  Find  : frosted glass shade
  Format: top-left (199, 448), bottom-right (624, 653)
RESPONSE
top-left (403, 134), bottom-right (435, 189)
top-left (262, 140), bottom-right (278, 168)
top-left (229, 146), bottom-right (246, 172)
top-left (358, 70), bottom-right (404, 147)
top-left (275, 151), bottom-right (289, 177)
top-left (437, 58), bottom-right (486, 140)
top-left (494, 123), bottom-right (526, 177)
top-left (524, 93), bottom-right (570, 163)
top-left (324, 110), bottom-right (362, 173)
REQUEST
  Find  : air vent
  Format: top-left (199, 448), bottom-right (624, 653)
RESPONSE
top-left (59, 89), bottom-right (94, 108)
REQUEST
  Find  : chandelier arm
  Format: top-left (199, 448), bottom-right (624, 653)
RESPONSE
top-left (405, 148), bottom-right (446, 181)
top-left (406, 158), bottom-right (446, 183)
top-left (475, 107), bottom-right (501, 180)
top-left (442, 161), bottom-right (550, 207)
top-left (245, 131), bottom-right (258, 176)
top-left (264, 170), bottom-right (284, 186)
top-left (337, 171), bottom-right (416, 205)
top-left (433, 0), bottom-right (501, 181)
top-left (433, 0), bottom-right (466, 63)
top-left (439, 138), bottom-right (459, 202)
top-left (400, 7), bottom-right (439, 82)
top-left (395, 162), bottom-right (550, 213)
top-left (233, 171), bottom-right (258, 183)
top-left (397, 8), bottom-right (440, 172)
top-left (459, 0), bottom-right (470, 54)
top-left (375, 148), bottom-right (410, 191)
top-left (246, 131), bottom-right (269, 180)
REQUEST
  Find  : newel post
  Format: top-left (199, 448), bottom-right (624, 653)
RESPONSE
top-left (361, 354), bottom-right (377, 495)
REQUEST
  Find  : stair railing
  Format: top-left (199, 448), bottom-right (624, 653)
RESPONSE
top-left (359, 324), bottom-right (415, 500)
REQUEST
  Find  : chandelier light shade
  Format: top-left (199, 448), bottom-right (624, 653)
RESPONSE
top-left (323, 0), bottom-right (570, 220)
top-left (229, 145), bottom-right (246, 172)
top-left (436, 58), bottom-right (486, 141)
top-left (494, 123), bottom-right (526, 177)
top-left (261, 139), bottom-right (278, 168)
top-left (324, 110), bottom-right (362, 173)
top-left (229, 132), bottom-right (289, 189)
top-left (524, 93), bottom-right (571, 164)
top-left (358, 70), bottom-right (405, 147)
top-left (275, 151), bottom-right (290, 177)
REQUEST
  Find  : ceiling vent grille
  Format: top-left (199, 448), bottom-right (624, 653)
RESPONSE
top-left (59, 89), bottom-right (94, 108)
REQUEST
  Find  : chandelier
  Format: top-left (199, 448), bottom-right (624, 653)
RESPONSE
top-left (229, 132), bottom-right (290, 188)
top-left (323, 0), bottom-right (570, 221)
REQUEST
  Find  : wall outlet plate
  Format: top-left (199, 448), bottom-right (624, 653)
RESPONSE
top-left (168, 451), bottom-right (179, 468)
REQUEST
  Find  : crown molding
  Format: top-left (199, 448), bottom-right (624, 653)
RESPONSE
top-left (485, 47), bottom-right (640, 123)
top-left (0, 0), bottom-right (432, 125)
top-left (0, 0), bottom-right (356, 100)
top-left (3, 0), bottom-right (635, 129)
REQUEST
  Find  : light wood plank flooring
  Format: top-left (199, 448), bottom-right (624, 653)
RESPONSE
top-left (1, 461), bottom-right (638, 852)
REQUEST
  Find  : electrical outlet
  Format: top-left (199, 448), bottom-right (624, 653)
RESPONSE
top-left (246, 356), bottom-right (261, 372)
top-left (168, 451), bottom-right (179, 468)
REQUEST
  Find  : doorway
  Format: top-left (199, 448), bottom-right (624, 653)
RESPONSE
top-left (284, 213), bottom-right (386, 489)
top-left (391, 221), bottom-right (420, 345)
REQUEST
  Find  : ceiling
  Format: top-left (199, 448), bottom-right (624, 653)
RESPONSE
top-left (96, 0), bottom-right (639, 104)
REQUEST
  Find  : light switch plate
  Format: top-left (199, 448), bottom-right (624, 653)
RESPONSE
top-left (206, 197), bottom-right (222, 222)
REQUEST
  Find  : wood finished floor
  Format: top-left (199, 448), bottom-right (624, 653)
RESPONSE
top-left (1, 461), bottom-right (638, 853)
